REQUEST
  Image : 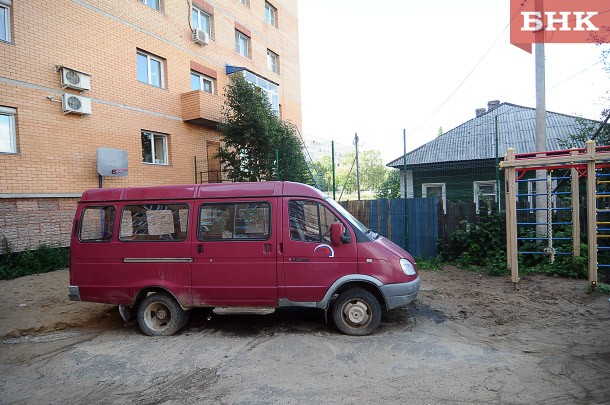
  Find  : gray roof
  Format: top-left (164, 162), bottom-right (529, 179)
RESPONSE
top-left (387, 102), bottom-right (598, 168)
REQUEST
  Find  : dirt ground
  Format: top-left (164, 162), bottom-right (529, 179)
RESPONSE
top-left (1, 267), bottom-right (609, 404)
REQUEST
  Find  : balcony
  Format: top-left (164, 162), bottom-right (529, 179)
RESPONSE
top-left (181, 90), bottom-right (223, 128)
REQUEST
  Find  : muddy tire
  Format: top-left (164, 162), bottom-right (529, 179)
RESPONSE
top-left (332, 288), bottom-right (381, 336)
top-left (137, 293), bottom-right (186, 336)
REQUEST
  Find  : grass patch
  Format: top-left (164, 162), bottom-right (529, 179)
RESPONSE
top-left (416, 256), bottom-right (443, 271)
top-left (0, 236), bottom-right (69, 280)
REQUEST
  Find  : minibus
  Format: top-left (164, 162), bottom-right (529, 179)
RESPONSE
top-left (69, 181), bottom-right (420, 336)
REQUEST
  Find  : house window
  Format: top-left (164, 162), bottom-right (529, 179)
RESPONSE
top-left (238, 0), bottom-right (249, 6)
top-left (474, 181), bottom-right (497, 213)
top-left (235, 30), bottom-right (250, 58)
top-left (0, 0), bottom-right (11, 42)
top-left (139, 0), bottom-right (160, 11)
top-left (242, 70), bottom-right (279, 116)
top-left (267, 49), bottom-right (279, 74)
top-left (0, 106), bottom-right (16, 154)
top-left (141, 131), bottom-right (168, 165)
top-left (191, 6), bottom-right (211, 37)
top-left (422, 183), bottom-right (446, 213)
top-left (265, 2), bottom-right (277, 27)
top-left (190, 71), bottom-right (214, 93)
top-left (137, 50), bottom-right (164, 88)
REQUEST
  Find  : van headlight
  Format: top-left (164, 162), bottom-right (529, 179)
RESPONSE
top-left (399, 259), bottom-right (416, 276)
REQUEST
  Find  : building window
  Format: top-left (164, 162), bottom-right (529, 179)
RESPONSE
top-left (137, 50), bottom-right (164, 88)
top-left (267, 49), bottom-right (279, 74)
top-left (422, 183), bottom-right (446, 213)
top-left (474, 181), bottom-right (497, 213)
top-left (237, 0), bottom-right (249, 6)
top-left (139, 0), bottom-right (160, 11)
top-left (191, 6), bottom-right (211, 37)
top-left (235, 30), bottom-right (250, 58)
top-left (0, 0), bottom-right (11, 42)
top-left (242, 70), bottom-right (279, 116)
top-left (0, 106), bottom-right (16, 154)
top-left (265, 2), bottom-right (277, 27)
top-left (191, 71), bottom-right (214, 93)
top-left (141, 131), bottom-right (168, 165)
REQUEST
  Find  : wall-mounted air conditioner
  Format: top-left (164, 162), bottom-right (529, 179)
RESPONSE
top-left (60, 67), bottom-right (92, 91)
top-left (62, 94), bottom-right (92, 115)
top-left (192, 29), bottom-right (210, 45)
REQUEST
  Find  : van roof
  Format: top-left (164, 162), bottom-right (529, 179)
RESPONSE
top-left (79, 181), bottom-right (328, 203)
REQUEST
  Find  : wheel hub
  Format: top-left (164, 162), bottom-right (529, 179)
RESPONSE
top-left (156, 309), bottom-right (168, 320)
top-left (345, 301), bottom-right (369, 325)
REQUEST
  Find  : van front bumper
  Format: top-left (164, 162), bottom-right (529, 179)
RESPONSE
top-left (380, 276), bottom-right (420, 309)
top-left (68, 286), bottom-right (81, 301)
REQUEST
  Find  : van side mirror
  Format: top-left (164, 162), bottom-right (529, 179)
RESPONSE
top-left (330, 222), bottom-right (351, 246)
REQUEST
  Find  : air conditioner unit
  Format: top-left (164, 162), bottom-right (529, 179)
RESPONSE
top-left (192, 29), bottom-right (210, 45)
top-left (62, 94), bottom-right (92, 115)
top-left (60, 67), bottom-right (91, 91)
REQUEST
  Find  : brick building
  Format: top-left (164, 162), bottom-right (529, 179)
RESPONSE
top-left (0, 0), bottom-right (302, 252)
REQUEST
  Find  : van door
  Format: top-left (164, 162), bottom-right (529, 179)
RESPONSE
top-left (191, 199), bottom-right (277, 307)
top-left (281, 198), bottom-right (357, 303)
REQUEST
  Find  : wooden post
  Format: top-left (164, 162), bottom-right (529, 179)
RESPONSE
top-left (504, 149), bottom-right (519, 284)
top-left (586, 140), bottom-right (598, 287)
top-left (571, 150), bottom-right (580, 257)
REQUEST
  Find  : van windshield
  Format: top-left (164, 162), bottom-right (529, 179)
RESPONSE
top-left (325, 198), bottom-right (378, 240)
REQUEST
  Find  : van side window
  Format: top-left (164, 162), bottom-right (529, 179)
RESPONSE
top-left (289, 200), bottom-right (339, 243)
top-left (199, 202), bottom-right (270, 241)
top-left (119, 204), bottom-right (189, 241)
top-left (80, 206), bottom-right (116, 242)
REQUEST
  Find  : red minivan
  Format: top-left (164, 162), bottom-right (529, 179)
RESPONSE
top-left (69, 182), bottom-right (420, 336)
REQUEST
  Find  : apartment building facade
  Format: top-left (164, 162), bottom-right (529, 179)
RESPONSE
top-left (0, 0), bottom-right (302, 252)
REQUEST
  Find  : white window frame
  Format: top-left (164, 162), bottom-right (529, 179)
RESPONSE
top-left (191, 6), bottom-right (211, 37)
top-left (474, 180), bottom-right (497, 214)
top-left (0, 0), bottom-right (11, 43)
top-left (139, 0), bottom-right (160, 11)
top-left (190, 71), bottom-right (214, 94)
top-left (242, 70), bottom-right (279, 116)
top-left (527, 179), bottom-right (558, 212)
top-left (0, 106), bottom-right (16, 154)
top-left (267, 49), bottom-right (279, 74)
top-left (265, 2), bottom-right (277, 27)
top-left (141, 131), bottom-right (168, 165)
top-left (137, 50), bottom-right (164, 88)
top-left (235, 30), bottom-right (250, 58)
top-left (422, 182), bottom-right (446, 213)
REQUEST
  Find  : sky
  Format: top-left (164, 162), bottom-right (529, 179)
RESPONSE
top-left (296, 0), bottom-right (610, 163)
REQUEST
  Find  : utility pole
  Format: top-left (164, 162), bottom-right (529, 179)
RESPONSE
top-left (535, 0), bottom-right (548, 237)
top-left (354, 133), bottom-right (361, 201)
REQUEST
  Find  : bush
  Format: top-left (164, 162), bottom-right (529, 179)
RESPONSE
top-left (0, 236), bottom-right (69, 280)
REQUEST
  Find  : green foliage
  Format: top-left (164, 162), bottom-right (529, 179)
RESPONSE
top-left (415, 256), bottom-right (443, 271)
top-left (335, 150), bottom-right (388, 194)
top-left (217, 74), bottom-right (309, 183)
top-left (376, 169), bottom-right (400, 199)
top-left (558, 110), bottom-right (610, 148)
top-left (587, 283), bottom-right (610, 294)
top-left (0, 236), bottom-right (69, 280)
top-left (444, 208), bottom-right (508, 276)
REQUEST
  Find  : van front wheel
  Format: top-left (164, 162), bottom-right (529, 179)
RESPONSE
top-left (332, 288), bottom-right (381, 336)
top-left (137, 293), bottom-right (185, 336)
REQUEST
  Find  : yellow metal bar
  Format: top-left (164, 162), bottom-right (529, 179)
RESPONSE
top-left (586, 141), bottom-right (598, 287)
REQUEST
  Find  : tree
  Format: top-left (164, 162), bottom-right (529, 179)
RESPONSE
top-left (216, 74), bottom-right (310, 183)
top-left (376, 169), bottom-right (401, 199)
top-left (335, 150), bottom-right (388, 195)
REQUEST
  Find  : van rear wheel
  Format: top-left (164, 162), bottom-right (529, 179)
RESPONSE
top-left (137, 293), bottom-right (186, 336)
top-left (332, 288), bottom-right (381, 336)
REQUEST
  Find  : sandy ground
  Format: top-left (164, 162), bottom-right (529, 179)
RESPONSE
top-left (1, 267), bottom-right (609, 404)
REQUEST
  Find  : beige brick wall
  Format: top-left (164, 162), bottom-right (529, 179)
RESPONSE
top-left (0, 0), bottom-right (302, 252)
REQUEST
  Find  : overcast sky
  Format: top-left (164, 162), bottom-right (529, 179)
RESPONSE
top-left (297, 0), bottom-right (610, 163)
